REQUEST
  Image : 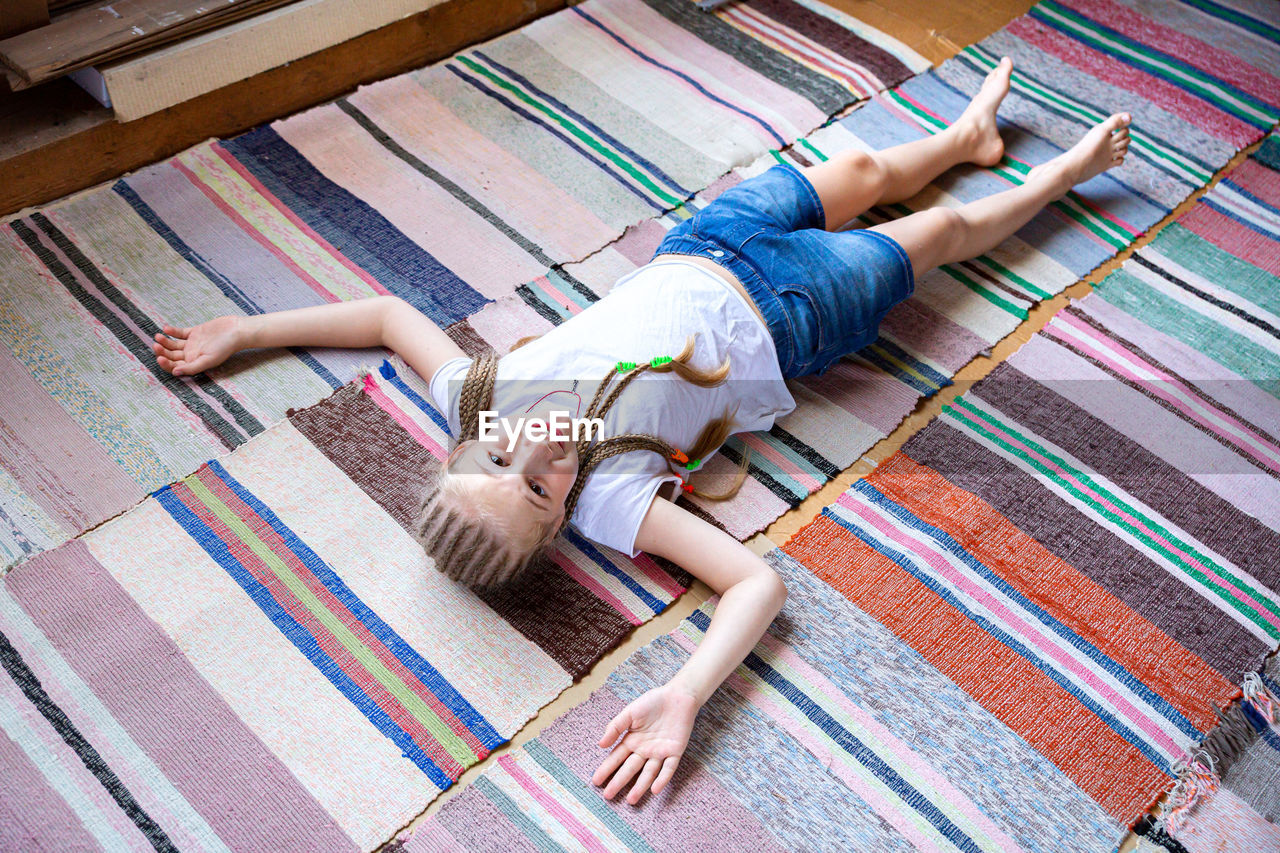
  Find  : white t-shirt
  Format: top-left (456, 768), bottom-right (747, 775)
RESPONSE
top-left (429, 258), bottom-right (795, 556)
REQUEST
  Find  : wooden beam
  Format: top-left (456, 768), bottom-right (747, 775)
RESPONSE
top-left (101, 0), bottom-right (460, 122)
top-left (0, 0), bottom-right (296, 87)
top-left (0, 0), bottom-right (567, 217)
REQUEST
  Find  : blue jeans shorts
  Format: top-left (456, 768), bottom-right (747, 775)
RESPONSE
top-left (653, 162), bottom-right (914, 379)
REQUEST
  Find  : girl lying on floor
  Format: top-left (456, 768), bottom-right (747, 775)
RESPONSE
top-left (152, 56), bottom-right (1129, 805)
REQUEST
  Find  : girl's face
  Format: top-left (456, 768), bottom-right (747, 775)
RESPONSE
top-left (447, 427), bottom-right (579, 531)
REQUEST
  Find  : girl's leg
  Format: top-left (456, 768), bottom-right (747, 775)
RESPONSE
top-left (872, 113), bottom-right (1131, 274)
top-left (803, 57), bottom-right (1014, 230)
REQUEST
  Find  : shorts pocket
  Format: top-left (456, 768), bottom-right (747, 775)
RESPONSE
top-left (775, 282), bottom-right (828, 371)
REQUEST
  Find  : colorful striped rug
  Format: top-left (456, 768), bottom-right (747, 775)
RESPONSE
top-left (409, 565), bottom-right (1134, 852)
top-left (779, 128), bottom-right (1280, 832)
top-left (3, 2), bottom-right (1277, 848)
top-left (449, 0), bottom-right (1280, 541)
top-left (0, 0), bottom-right (927, 573)
top-left (0, 359), bottom-right (693, 850)
top-left (408, 127), bottom-right (1280, 851)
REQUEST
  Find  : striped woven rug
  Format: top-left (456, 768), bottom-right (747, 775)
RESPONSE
top-left (2, 2), bottom-right (1277, 849)
top-left (0, 359), bottom-right (694, 850)
top-left (407, 129), bottom-right (1280, 851)
top-left (0, 0), bottom-right (927, 573)
top-left (456, 0), bottom-right (1280, 541)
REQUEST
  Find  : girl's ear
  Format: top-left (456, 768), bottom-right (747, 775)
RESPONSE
top-left (445, 440), bottom-right (473, 471)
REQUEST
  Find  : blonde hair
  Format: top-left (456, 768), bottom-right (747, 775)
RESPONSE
top-left (414, 334), bottom-right (750, 587)
top-left (412, 465), bottom-right (558, 587)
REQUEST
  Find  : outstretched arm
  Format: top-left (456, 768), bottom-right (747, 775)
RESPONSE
top-left (591, 495), bottom-right (786, 804)
top-left (152, 296), bottom-right (466, 383)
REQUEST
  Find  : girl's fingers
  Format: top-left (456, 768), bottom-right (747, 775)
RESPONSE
top-left (626, 758), bottom-right (662, 805)
top-left (154, 332), bottom-right (186, 350)
top-left (599, 709), bottom-right (632, 748)
top-left (652, 756), bottom-right (680, 795)
top-left (156, 355), bottom-right (175, 373)
top-left (603, 753), bottom-right (645, 800)
top-left (162, 324), bottom-right (191, 339)
top-left (154, 343), bottom-right (183, 362)
top-left (591, 745), bottom-right (631, 788)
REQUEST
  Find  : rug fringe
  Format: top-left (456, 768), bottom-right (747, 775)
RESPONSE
top-left (1156, 654), bottom-right (1279, 837)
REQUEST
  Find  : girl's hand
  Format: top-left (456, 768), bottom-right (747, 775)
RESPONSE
top-left (591, 684), bottom-right (700, 804)
top-left (152, 318), bottom-right (244, 377)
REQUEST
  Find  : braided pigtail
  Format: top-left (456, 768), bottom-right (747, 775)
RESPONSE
top-left (457, 353), bottom-right (499, 442)
top-left (647, 334), bottom-right (731, 387)
top-left (561, 432), bottom-right (673, 526)
top-left (560, 336), bottom-right (751, 531)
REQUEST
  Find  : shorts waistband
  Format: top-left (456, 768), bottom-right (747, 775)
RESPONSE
top-left (650, 232), bottom-right (799, 375)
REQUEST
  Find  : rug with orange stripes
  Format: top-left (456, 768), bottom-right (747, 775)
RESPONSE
top-left (405, 131), bottom-right (1280, 853)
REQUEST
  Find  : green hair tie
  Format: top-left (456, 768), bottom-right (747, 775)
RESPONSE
top-left (650, 356), bottom-right (672, 367)
top-left (615, 361), bottom-right (638, 373)
top-left (685, 458), bottom-right (701, 471)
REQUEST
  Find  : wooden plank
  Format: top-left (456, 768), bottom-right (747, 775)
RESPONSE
top-left (0, 0), bottom-right (567, 217)
top-left (102, 0), bottom-right (452, 122)
top-left (0, 0), bottom-right (294, 85)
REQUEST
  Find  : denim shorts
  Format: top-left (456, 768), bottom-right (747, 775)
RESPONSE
top-left (653, 162), bottom-right (914, 379)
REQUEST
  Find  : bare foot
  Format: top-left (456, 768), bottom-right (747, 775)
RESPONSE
top-left (1027, 113), bottom-right (1131, 194)
top-left (953, 55), bottom-right (1013, 167)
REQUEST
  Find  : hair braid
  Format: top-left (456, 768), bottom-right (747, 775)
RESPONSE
top-left (561, 432), bottom-right (675, 524)
top-left (458, 353), bottom-right (499, 442)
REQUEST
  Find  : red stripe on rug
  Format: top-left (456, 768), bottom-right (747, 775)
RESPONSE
top-left (784, 510), bottom-right (1170, 818)
top-left (1061, 0), bottom-right (1280, 105)
top-left (1180, 213), bottom-right (1280, 280)
top-left (1007, 16), bottom-right (1255, 147)
top-left (192, 467), bottom-right (488, 758)
top-left (865, 453), bottom-right (1236, 729)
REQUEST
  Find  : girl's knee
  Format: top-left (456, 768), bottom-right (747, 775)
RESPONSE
top-left (923, 207), bottom-right (969, 254)
top-left (836, 149), bottom-right (887, 195)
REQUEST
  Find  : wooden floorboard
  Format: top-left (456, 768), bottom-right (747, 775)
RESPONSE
top-left (0, 0), bottom-right (566, 218)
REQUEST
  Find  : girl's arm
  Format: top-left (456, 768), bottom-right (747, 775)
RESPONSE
top-left (591, 495), bottom-right (787, 803)
top-left (152, 296), bottom-right (466, 383)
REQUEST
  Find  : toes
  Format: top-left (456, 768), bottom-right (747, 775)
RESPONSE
top-left (1102, 112), bottom-right (1130, 133)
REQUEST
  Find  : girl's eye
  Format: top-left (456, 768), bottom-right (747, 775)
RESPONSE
top-left (488, 452), bottom-right (508, 467)
top-left (528, 480), bottom-right (546, 497)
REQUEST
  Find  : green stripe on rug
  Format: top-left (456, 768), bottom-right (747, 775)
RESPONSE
top-left (453, 55), bottom-right (684, 207)
top-left (943, 398), bottom-right (1280, 638)
top-left (185, 473), bottom-right (482, 765)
